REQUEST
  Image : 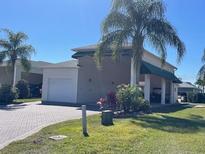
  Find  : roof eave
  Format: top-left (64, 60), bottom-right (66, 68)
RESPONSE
top-left (71, 44), bottom-right (177, 70)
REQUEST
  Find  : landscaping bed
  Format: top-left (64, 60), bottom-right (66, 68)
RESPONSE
top-left (1, 105), bottom-right (205, 154)
top-left (14, 98), bottom-right (41, 103)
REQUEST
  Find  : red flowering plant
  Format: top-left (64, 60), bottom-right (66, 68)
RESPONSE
top-left (97, 91), bottom-right (117, 111)
top-left (97, 97), bottom-right (107, 110)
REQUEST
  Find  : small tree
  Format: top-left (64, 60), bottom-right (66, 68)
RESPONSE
top-left (16, 80), bottom-right (30, 99)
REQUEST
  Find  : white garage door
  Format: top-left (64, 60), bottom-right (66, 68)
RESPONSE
top-left (47, 78), bottom-right (76, 103)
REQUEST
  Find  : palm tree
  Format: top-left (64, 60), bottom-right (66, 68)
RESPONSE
top-left (0, 29), bottom-right (35, 87)
top-left (198, 49), bottom-right (205, 79)
top-left (95, 0), bottom-right (185, 85)
top-left (197, 50), bottom-right (205, 93)
top-left (195, 78), bottom-right (205, 93)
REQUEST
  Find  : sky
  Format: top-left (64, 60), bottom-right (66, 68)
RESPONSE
top-left (0, 0), bottom-right (205, 83)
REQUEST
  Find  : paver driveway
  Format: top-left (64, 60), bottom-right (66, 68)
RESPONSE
top-left (0, 102), bottom-right (98, 149)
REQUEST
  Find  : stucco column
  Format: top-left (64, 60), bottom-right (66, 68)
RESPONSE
top-left (144, 74), bottom-right (150, 102)
top-left (170, 82), bottom-right (174, 104)
top-left (161, 78), bottom-right (166, 105)
top-left (130, 57), bottom-right (136, 85)
top-left (174, 83), bottom-right (178, 103)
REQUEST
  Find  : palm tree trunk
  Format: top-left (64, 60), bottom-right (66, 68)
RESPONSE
top-left (130, 38), bottom-right (143, 85)
top-left (130, 52), bottom-right (143, 85)
top-left (130, 57), bottom-right (137, 85)
top-left (12, 61), bottom-right (17, 88)
top-left (135, 56), bottom-right (142, 84)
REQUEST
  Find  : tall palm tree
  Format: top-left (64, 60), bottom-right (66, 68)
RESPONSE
top-left (198, 49), bottom-right (205, 78)
top-left (95, 0), bottom-right (185, 85)
top-left (195, 78), bottom-right (205, 93)
top-left (0, 29), bottom-right (35, 87)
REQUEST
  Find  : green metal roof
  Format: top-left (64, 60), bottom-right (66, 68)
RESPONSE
top-left (72, 51), bottom-right (181, 83)
top-left (141, 61), bottom-right (181, 83)
top-left (72, 51), bottom-right (95, 58)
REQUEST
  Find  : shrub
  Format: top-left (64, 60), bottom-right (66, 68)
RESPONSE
top-left (139, 100), bottom-right (151, 113)
top-left (188, 92), bottom-right (205, 103)
top-left (16, 80), bottom-right (30, 99)
top-left (196, 93), bottom-right (205, 103)
top-left (116, 84), bottom-right (133, 113)
top-left (29, 83), bottom-right (42, 98)
top-left (187, 92), bottom-right (196, 103)
top-left (116, 84), bottom-right (150, 113)
top-left (107, 91), bottom-right (117, 110)
top-left (0, 85), bottom-right (17, 104)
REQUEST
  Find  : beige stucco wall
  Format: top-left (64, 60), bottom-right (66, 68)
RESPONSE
top-left (142, 51), bottom-right (175, 73)
top-left (77, 56), bottom-right (131, 104)
top-left (0, 67), bottom-right (13, 86)
top-left (76, 53), bottom-right (176, 104)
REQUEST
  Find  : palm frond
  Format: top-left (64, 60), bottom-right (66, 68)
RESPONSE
top-left (145, 19), bottom-right (185, 63)
top-left (146, 33), bottom-right (166, 65)
top-left (95, 29), bottom-right (131, 65)
top-left (111, 0), bottom-right (137, 19)
top-left (102, 11), bottom-right (132, 34)
top-left (201, 49), bottom-right (205, 63)
top-left (15, 32), bottom-right (28, 41)
top-left (0, 51), bottom-right (7, 64)
top-left (1, 29), bottom-right (15, 39)
top-left (198, 65), bottom-right (205, 79)
top-left (145, 0), bottom-right (166, 19)
top-left (0, 39), bottom-right (12, 49)
top-left (16, 45), bottom-right (35, 57)
top-left (20, 57), bottom-right (31, 72)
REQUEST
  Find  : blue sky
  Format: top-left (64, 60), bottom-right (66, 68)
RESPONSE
top-left (0, 0), bottom-right (205, 83)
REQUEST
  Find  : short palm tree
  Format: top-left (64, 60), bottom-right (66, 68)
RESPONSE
top-left (0, 29), bottom-right (35, 87)
top-left (95, 0), bottom-right (185, 85)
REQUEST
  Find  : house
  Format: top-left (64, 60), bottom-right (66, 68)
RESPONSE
top-left (0, 60), bottom-right (51, 87)
top-left (42, 44), bottom-right (181, 105)
top-left (178, 82), bottom-right (202, 101)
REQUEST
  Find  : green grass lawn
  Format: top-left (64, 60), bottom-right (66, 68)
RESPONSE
top-left (14, 98), bottom-right (41, 103)
top-left (1, 105), bottom-right (205, 154)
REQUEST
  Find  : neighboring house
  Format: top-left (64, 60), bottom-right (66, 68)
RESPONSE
top-left (178, 82), bottom-right (202, 101)
top-left (42, 44), bottom-right (181, 105)
top-left (0, 60), bottom-right (52, 87)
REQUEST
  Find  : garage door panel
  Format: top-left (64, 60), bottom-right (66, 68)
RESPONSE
top-left (48, 78), bottom-right (76, 103)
